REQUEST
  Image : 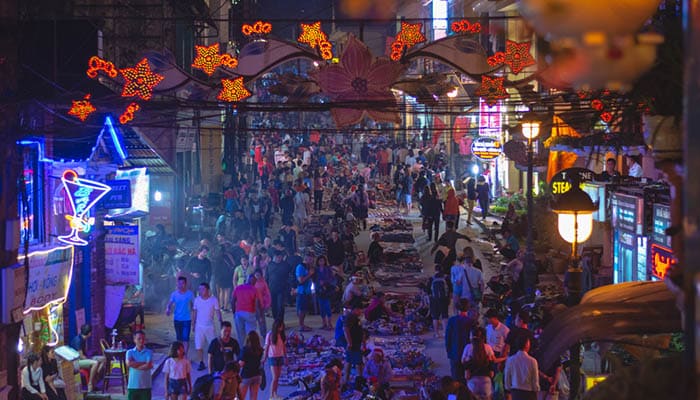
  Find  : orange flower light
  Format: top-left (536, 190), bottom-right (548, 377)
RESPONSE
top-left (450, 20), bottom-right (481, 34)
top-left (119, 102), bottom-right (141, 124)
top-left (503, 40), bottom-right (536, 74)
top-left (242, 21), bottom-right (272, 36)
top-left (475, 76), bottom-right (509, 106)
top-left (119, 58), bottom-right (164, 101)
top-left (68, 94), bottom-right (96, 121)
top-left (217, 77), bottom-right (251, 102)
top-left (86, 56), bottom-right (118, 78)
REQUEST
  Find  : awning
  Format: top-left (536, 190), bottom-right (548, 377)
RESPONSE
top-left (534, 281), bottom-right (681, 371)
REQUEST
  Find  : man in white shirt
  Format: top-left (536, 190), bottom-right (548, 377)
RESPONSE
top-left (485, 308), bottom-right (510, 359)
top-left (193, 282), bottom-right (222, 371)
top-left (504, 337), bottom-right (540, 400)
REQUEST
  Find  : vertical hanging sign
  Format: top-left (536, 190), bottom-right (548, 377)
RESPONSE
top-left (479, 99), bottom-right (502, 138)
top-left (105, 225), bottom-right (140, 285)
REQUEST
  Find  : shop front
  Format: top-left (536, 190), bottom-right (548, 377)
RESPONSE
top-left (611, 192), bottom-right (647, 283)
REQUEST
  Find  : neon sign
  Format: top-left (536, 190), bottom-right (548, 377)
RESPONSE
top-left (20, 245), bottom-right (74, 314)
top-left (57, 170), bottom-right (111, 246)
top-left (650, 243), bottom-right (677, 280)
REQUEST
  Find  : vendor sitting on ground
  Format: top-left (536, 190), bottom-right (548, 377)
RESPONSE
top-left (364, 292), bottom-right (396, 322)
top-left (495, 228), bottom-right (519, 261)
top-left (367, 232), bottom-right (383, 266)
top-left (363, 347), bottom-right (393, 385)
top-left (342, 275), bottom-right (364, 305)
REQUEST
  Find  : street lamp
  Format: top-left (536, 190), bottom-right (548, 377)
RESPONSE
top-left (551, 183), bottom-right (596, 303)
top-left (552, 183), bottom-right (595, 400)
top-left (521, 118), bottom-right (540, 298)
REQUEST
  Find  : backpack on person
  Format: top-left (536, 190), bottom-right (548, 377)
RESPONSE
top-left (431, 275), bottom-right (448, 299)
top-left (190, 374), bottom-right (220, 400)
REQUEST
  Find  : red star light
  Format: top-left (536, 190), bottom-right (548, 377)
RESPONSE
top-left (192, 43), bottom-right (223, 76)
top-left (119, 58), bottom-right (164, 100)
top-left (217, 77), bottom-right (251, 102)
top-left (503, 40), bottom-right (536, 74)
top-left (396, 21), bottom-right (426, 48)
top-left (475, 76), bottom-right (509, 106)
top-left (298, 21), bottom-right (328, 49)
top-left (68, 94), bottom-right (96, 121)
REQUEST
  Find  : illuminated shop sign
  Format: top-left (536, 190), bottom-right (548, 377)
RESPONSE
top-left (652, 204), bottom-right (672, 247)
top-left (57, 170), bottom-right (112, 246)
top-left (106, 168), bottom-right (150, 219)
top-left (650, 243), bottom-right (677, 279)
top-left (549, 168), bottom-right (595, 195)
top-left (471, 137), bottom-right (502, 160)
top-left (612, 193), bottom-right (638, 233)
top-left (478, 99), bottom-right (502, 138)
top-left (20, 245), bottom-right (74, 314)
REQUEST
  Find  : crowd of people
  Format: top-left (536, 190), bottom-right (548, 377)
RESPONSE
top-left (20, 133), bottom-right (560, 400)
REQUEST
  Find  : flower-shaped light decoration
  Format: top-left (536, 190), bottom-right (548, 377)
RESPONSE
top-left (390, 21), bottom-right (426, 61)
top-left (119, 102), bottom-right (141, 124)
top-left (218, 77), bottom-right (251, 102)
top-left (451, 20), bottom-right (482, 34)
top-left (475, 76), bottom-right (509, 106)
top-left (242, 21), bottom-right (272, 36)
top-left (120, 58), bottom-right (164, 100)
top-left (503, 40), bottom-right (536, 74)
top-left (298, 21), bottom-right (333, 60)
top-left (192, 43), bottom-right (238, 75)
top-left (311, 35), bottom-right (406, 128)
top-left (68, 94), bottom-right (96, 121)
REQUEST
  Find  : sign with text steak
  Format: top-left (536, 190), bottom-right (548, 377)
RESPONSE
top-left (471, 137), bottom-right (502, 160)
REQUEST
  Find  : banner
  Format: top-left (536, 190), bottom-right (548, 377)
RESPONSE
top-left (21, 245), bottom-right (74, 312)
top-left (105, 225), bottom-right (140, 285)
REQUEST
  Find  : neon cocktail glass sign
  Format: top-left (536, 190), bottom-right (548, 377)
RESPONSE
top-left (57, 169), bottom-right (111, 246)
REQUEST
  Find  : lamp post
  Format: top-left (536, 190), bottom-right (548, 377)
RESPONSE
top-left (521, 119), bottom-right (540, 298)
top-left (552, 184), bottom-right (596, 400)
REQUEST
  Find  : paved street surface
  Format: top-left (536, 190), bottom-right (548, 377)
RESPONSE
top-left (98, 209), bottom-right (504, 399)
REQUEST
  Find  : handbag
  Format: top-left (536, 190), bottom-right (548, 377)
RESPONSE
top-left (464, 268), bottom-right (483, 302)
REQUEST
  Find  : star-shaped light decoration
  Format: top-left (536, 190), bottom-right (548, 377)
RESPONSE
top-left (119, 58), bottom-right (164, 101)
top-left (68, 94), bottom-right (96, 121)
top-left (390, 22), bottom-right (426, 61)
top-left (298, 21), bottom-right (328, 49)
top-left (475, 76), bottom-right (509, 106)
top-left (192, 43), bottom-right (223, 76)
top-left (217, 77), bottom-right (251, 102)
top-left (396, 21), bottom-right (426, 48)
top-left (503, 40), bottom-right (536, 75)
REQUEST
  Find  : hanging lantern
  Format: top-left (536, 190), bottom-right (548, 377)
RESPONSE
top-left (519, 0), bottom-right (663, 39)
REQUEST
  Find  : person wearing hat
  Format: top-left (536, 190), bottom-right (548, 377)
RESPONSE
top-left (342, 275), bottom-right (364, 305)
top-left (363, 348), bottom-right (393, 385)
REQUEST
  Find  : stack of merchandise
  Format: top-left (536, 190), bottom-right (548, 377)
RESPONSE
top-left (279, 332), bottom-right (345, 386)
top-left (366, 292), bottom-right (430, 336)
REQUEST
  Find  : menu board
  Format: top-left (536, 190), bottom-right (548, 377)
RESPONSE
top-left (652, 204), bottom-right (672, 247)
